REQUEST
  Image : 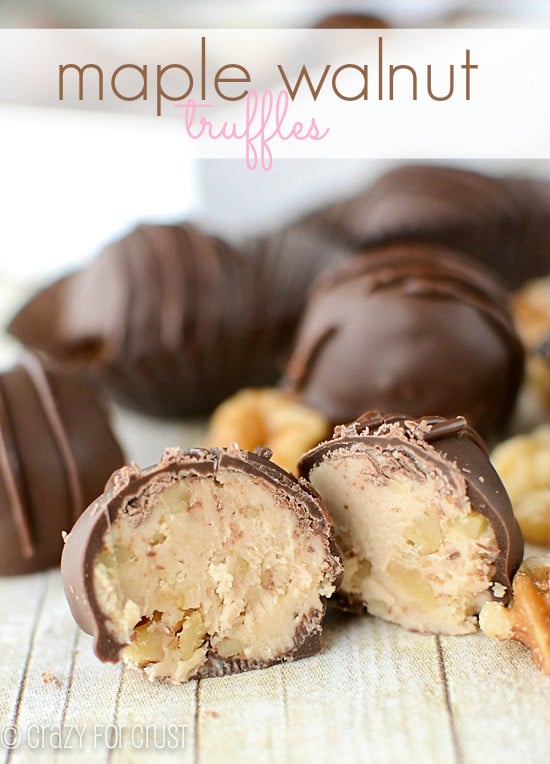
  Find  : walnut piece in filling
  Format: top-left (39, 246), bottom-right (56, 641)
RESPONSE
top-left (62, 447), bottom-right (341, 684)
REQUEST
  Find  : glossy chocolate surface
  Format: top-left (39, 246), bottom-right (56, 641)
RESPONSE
top-left (9, 223), bottom-right (313, 418)
top-left (283, 243), bottom-right (525, 443)
top-left (0, 353), bottom-right (124, 575)
top-left (314, 165), bottom-right (550, 288)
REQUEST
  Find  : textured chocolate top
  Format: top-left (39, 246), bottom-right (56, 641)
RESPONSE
top-left (299, 411), bottom-right (524, 603)
top-left (61, 446), bottom-right (342, 664)
top-left (0, 353), bottom-right (124, 575)
top-left (283, 243), bottom-right (524, 442)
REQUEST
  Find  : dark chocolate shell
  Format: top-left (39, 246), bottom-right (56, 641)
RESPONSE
top-left (8, 223), bottom-right (316, 418)
top-left (311, 164), bottom-right (550, 288)
top-left (299, 411), bottom-right (524, 635)
top-left (283, 243), bottom-right (525, 443)
top-left (314, 13), bottom-right (388, 29)
top-left (61, 446), bottom-right (342, 683)
top-left (0, 353), bottom-right (124, 575)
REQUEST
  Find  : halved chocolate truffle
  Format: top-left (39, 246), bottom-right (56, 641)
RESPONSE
top-left (8, 223), bottom-right (311, 418)
top-left (61, 446), bottom-right (342, 683)
top-left (0, 353), bottom-right (124, 575)
top-left (283, 243), bottom-right (524, 443)
top-left (299, 412), bottom-right (523, 635)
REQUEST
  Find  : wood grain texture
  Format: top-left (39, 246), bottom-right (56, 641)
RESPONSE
top-left (440, 632), bottom-right (550, 764)
top-left (0, 572), bottom-right (48, 761)
top-left (278, 612), bottom-right (457, 764)
top-left (0, 565), bottom-right (548, 764)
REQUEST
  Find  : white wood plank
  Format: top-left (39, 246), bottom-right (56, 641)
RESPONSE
top-left (1, 563), bottom-right (550, 764)
top-left (0, 572), bottom-right (48, 730)
top-left (439, 631), bottom-right (550, 764)
top-left (109, 668), bottom-right (196, 763)
top-left (7, 571), bottom-right (79, 764)
top-left (197, 664), bottom-right (287, 764)
top-left (280, 611), bottom-right (457, 764)
top-left (55, 632), bottom-right (122, 764)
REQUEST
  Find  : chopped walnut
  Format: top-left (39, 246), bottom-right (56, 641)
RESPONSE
top-left (206, 388), bottom-right (329, 474)
top-left (480, 556), bottom-right (550, 674)
top-left (512, 277), bottom-right (550, 413)
top-left (491, 426), bottom-right (550, 546)
top-left (513, 277), bottom-right (550, 348)
top-left (41, 672), bottom-right (59, 685)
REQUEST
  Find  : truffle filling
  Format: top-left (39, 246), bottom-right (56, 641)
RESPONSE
top-left (92, 468), bottom-right (335, 682)
top-left (307, 444), bottom-right (499, 634)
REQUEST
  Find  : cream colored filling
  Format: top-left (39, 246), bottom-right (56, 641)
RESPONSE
top-left (93, 469), bottom-right (335, 683)
top-left (308, 446), bottom-right (499, 635)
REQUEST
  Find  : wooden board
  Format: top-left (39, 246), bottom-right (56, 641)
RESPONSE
top-left (0, 565), bottom-right (549, 764)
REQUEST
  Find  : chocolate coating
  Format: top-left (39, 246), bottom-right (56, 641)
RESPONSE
top-left (8, 223), bottom-right (316, 418)
top-left (245, 215), bottom-right (354, 331)
top-left (299, 411), bottom-right (524, 622)
top-left (314, 13), bottom-right (388, 29)
top-left (283, 243), bottom-right (524, 443)
top-left (0, 353), bottom-right (124, 575)
top-left (61, 446), bottom-right (342, 681)
top-left (315, 164), bottom-right (550, 288)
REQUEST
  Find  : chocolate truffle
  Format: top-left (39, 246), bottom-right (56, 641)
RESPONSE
top-left (243, 218), bottom-right (354, 358)
top-left (283, 243), bottom-right (524, 443)
top-left (502, 176), bottom-right (550, 286)
top-left (315, 164), bottom-right (550, 288)
top-left (299, 411), bottom-right (524, 635)
top-left (314, 13), bottom-right (388, 29)
top-left (61, 446), bottom-right (342, 683)
top-left (9, 222), bottom-right (317, 418)
top-left (0, 353), bottom-right (124, 575)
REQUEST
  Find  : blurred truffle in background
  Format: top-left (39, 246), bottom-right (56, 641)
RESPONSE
top-left (7, 221), bottom-right (353, 418)
top-left (306, 165), bottom-right (550, 290)
top-left (314, 12), bottom-right (388, 29)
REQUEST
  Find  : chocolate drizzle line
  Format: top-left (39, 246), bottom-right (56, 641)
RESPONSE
top-left (21, 354), bottom-right (84, 523)
top-left (350, 411), bottom-right (489, 455)
top-left (0, 378), bottom-right (34, 557)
